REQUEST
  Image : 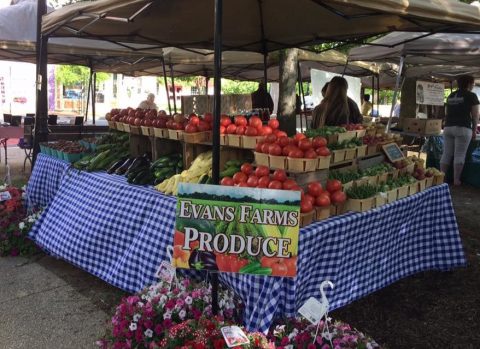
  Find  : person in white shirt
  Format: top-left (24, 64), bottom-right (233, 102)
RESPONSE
top-left (138, 93), bottom-right (158, 110)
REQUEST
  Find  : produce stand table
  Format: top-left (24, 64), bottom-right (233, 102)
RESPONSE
top-left (28, 154), bottom-right (466, 332)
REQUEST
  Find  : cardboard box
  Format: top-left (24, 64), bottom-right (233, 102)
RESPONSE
top-left (403, 118), bottom-right (442, 135)
top-left (317, 156), bottom-right (331, 170)
top-left (397, 185), bottom-right (409, 199)
top-left (300, 211), bottom-right (315, 228)
top-left (315, 206), bottom-right (331, 221)
top-left (346, 197), bottom-right (375, 212)
top-left (242, 136), bottom-right (264, 149)
top-left (270, 155), bottom-right (287, 170)
top-left (254, 152), bottom-right (269, 167)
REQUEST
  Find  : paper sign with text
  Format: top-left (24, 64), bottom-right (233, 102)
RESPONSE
top-left (173, 183), bottom-right (300, 277)
top-left (416, 81), bottom-right (445, 106)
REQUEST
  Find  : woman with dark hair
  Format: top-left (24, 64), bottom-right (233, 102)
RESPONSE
top-left (311, 76), bottom-right (362, 128)
top-left (441, 75), bottom-right (479, 186)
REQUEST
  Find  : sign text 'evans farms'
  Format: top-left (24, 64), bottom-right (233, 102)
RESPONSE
top-left (173, 183), bottom-right (300, 277)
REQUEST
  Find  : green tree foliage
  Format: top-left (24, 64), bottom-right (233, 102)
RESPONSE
top-left (221, 79), bottom-right (258, 94)
top-left (55, 65), bottom-right (109, 88)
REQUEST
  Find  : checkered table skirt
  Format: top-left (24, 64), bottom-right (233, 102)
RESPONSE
top-left (28, 156), bottom-right (465, 332)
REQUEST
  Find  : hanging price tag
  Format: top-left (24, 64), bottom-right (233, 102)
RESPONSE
top-left (155, 246), bottom-right (175, 285)
top-left (298, 297), bottom-right (328, 325)
top-left (221, 326), bottom-right (250, 348)
top-left (0, 191), bottom-right (12, 202)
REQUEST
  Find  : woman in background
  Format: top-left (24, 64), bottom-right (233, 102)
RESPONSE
top-left (311, 76), bottom-right (362, 128)
top-left (440, 75), bottom-right (479, 186)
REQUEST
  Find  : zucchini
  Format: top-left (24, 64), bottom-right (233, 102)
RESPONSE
top-left (107, 157), bottom-right (128, 174)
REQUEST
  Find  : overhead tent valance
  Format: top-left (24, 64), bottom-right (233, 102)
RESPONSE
top-left (349, 31), bottom-right (480, 66)
top-left (42, 0), bottom-right (480, 53)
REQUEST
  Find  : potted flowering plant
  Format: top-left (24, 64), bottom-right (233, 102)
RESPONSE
top-left (0, 185), bottom-right (41, 257)
top-left (268, 317), bottom-right (382, 349)
top-left (98, 277), bottom-right (243, 348)
top-left (157, 316), bottom-right (273, 349)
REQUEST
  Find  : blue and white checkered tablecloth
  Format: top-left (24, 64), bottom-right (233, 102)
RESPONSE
top-left (26, 154), bottom-right (69, 208)
top-left (28, 156), bottom-right (466, 332)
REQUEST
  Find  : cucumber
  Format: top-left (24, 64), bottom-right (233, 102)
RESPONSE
top-left (240, 261), bottom-right (261, 274)
top-left (251, 267), bottom-right (272, 275)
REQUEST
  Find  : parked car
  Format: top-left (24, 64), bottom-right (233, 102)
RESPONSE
top-left (64, 90), bottom-right (81, 99)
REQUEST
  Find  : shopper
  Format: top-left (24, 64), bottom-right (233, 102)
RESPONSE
top-left (361, 94), bottom-right (373, 116)
top-left (311, 76), bottom-right (362, 128)
top-left (138, 93), bottom-right (158, 110)
top-left (321, 82), bottom-right (329, 98)
top-left (440, 75), bottom-right (479, 186)
top-left (251, 82), bottom-right (274, 114)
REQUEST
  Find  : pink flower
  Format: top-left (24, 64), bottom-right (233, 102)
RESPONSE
top-left (127, 296), bottom-right (140, 305)
top-left (162, 319), bottom-right (173, 329)
top-left (280, 337), bottom-right (290, 345)
top-left (154, 324), bottom-right (163, 335)
top-left (307, 344), bottom-right (316, 349)
top-left (165, 299), bottom-right (176, 310)
top-left (176, 298), bottom-right (185, 307)
top-left (322, 345), bottom-right (330, 349)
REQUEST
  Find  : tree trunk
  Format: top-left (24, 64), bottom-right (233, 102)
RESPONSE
top-left (278, 49), bottom-right (298, 136)
top-left (398, 77), bottom-right (417, 127)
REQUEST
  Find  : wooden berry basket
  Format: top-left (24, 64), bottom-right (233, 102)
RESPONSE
top-left (385, 189), bottom-right (398, 204)
top-left (168, 129), bottom-right (184, 140)
top-left (377, 172), bottom-right (389, 184)
top-left (344, 148), bottom-right (356, 161)
top-left (108, 120), bottom-right (116, 129)
top-left (408, 182), bottom-right (418, 196)
top-left (300, 211), bottom-right (315, 228)
top-left (183, 131), bottom-right (209, 144)
top-left (121, 123), bottom-right (130, 132)
top-left (356, 129), bottom-right (366, 138)
top-left (270, 155), bottom-right (287, 170)
top-left (129, 125), bottom-right (142, 135)
top-left (425, 176), bottom-right (434, 188)
top-left (417, 178), bottom-right (427, 192)
top-left (433, 173), bottom-right (445, 186)
top-left (153, 128), bottom-right (169, 138)
top-left (287, 157), bottom-right (317, 172)
top-left (317, 155), bottom-right (331, 170)
top-left (227, 134), bottom-right (242, 148)
top-left (356, 145), bottom-right (367, 158)
top-left (141, 126), bottom-right (153, 137)
top-left (330, 203), bottom-right (346, 216)
top-left (254, 152), bottom-right (269, 167)
top-left (375, 194), bottom-right (388, 208)
top-left (242, 136), bottom-right (264, 149)
top-left (220, 134), bottom-right (227, 146)
top-left (366, 145), bottom-right (379, 156)
top-left (330, 149), bottom-right (346, 163)
top-left (315, 206), bottom-right (330, 221)
top-left (346, 197), bottom-right (375, 212)
top-left (397, 185), bottom-right (409, 199)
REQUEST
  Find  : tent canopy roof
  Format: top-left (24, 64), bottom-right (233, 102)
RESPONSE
top-left (349, 31), bottom-right (480, 66)
top-left (42, 0), bottom-right (480, 53)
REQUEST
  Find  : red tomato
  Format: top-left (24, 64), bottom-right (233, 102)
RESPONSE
top-left (240, 163), bottom-right (253, 175)
top-left (258, 175), bottom-right (271, 188)
top-left (294, 133), bottom-right (306, 142)
top-left (271, 260), bottom-right (289, 276)
top-left (134, 118), bottom-right (142, 126)
top-left (304, 194), bottom-right (315, 205)
top-left (189, 116), bottom-right (200, 126)
top-left (316, 147), bottom-right (331, 157)
top-left (307, 182), bottom-right (323, 197)
top-left (288, 149), bottom-right (304, 158)
top-left (249, 116), bottom-right (262, 128)
top-left (312, 136), bottom-right (328, 148)
top-left (235, 126), bottom-right (246, 135)
top-left (158, 118), bottom-right (167, 128)
top-left (277, 136), bottom-right (289, 147)
top-left (284, 257), bottom-right (297, 276)
top-left (261, 256), bottom-right (280, 268)
top-left (298, 139), bottom-right (313, 151)
top-left (237, 182), bottom-right (249, 187)
top-left (255, 142), bottom-right (264, 153)
top-left (220, 177), bottom-right (234, 186)
top-left (268, 119), bottom-right (280, 130)
top-left (226, 124), bottom-right (237, 134)
top-left (247, 175), bottom-right (259, 187)
top-left (265, 134), bottom-right (277, 144)
top-left (261, 143), bottom-right (271, 154)
top-left (204, 113), bottom-right (213, 123)
top-left (231, 256), bottom-right (249, 272)
top-left (262, 126), bottom-right (273, 136)
top-left (268, 144), bottom-right (282, 156)
top-left (185, 123), bottom-right (198, 133)
top-left (331, 190), bottom-right (347, 204)
top-left (144, 119), bottom-right (153, 127)
top-left (275, 130), bottom-right (288, 138)
top-left (326, 180), bottom-right (342, 193)
top-left (304, 149), bottom-right (318, 159)
top-left (282, 145), bottom-right (294, 156)
top-left (233, 172), bottom-right (248, 184)
top-left (197, 121), bottom-right (210, 131)
top-left (272, 169), bottom-right (287, 182)
top-left (234, 115), bottom-right (248, 127)
top-left (300, 199), bottom-right (314, 213)
top-left (220, 115), bottom-right (232, 127)
top-left (291, 185), bottom-right (303, 192)
top-left (315, 193), bottom-right (331, 207)
top-left (282, 179), bottom-right (297, 190)
top-left (245, 126), bottom-right (258, 136)
top-left (268, 180), bottom-right (282, 190)
top-left (255, 165), bottom-right (270, 177)
top-left (220, 125), bottom-right (226, 134)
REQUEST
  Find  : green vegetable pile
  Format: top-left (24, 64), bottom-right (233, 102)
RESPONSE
top-left (378, 175), bottom-right (416, 192)
top-left (346, 184), bottom-right (379, 199)
top-left (328, 138), bottom-right (363, 150)
top-left (361, 163), bottom-right (394, 177)
top-left (220, 159), bottom-right (246, 178)
top-left (329, 169), bottom-right (363, 183)
top-left (304, 126), bottom-right (347, 138)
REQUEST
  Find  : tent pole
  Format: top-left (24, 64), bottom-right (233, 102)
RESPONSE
top-left (85, 67), bottom-right (92, 122)
top-left (211, 0), bottom-right (223, 316)
top-left (371, 75), bottom-right (375, 117)
top-left (92, 72), bottom-right (96, 125)
top-left (205, 77), bottom-right (209, 96)
top-left (161, 58), bottom-right (172, 116)
top-left (387, 56), bottom-right (405, 132)
top-left (33, 0), bottom-right (48, 166)
top-left (263, 53), bottom-right (268, 87)
top-left (376, 74), bottom-right (380, 116)
top-left (342, 58), bottom-right (349, 77)
top-left (297, 62), bottom-right (307, 131)
top-left (170, 64), bottom-right (177, 113)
